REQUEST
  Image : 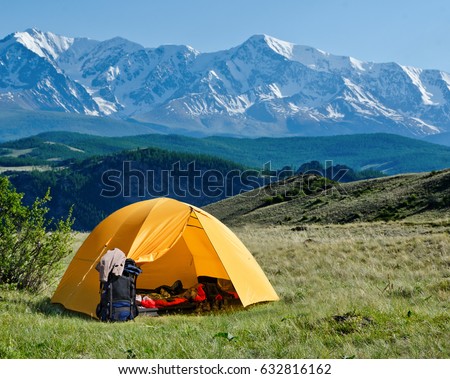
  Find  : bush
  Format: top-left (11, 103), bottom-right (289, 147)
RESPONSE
top-left (263, 194), bottom-right (285, 206)
top-left (0, 176), bottom-right (74, 292)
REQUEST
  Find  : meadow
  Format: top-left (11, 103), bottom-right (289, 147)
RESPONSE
top-left (0, 220), bottom-right (448, 359)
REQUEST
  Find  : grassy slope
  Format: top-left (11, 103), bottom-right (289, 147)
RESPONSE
top-left (1, 131), bottom-right (450, 173)
top-left (0, 222), bottom-right (448, 358)
top-left (204, 169), bottom-right (450, 226)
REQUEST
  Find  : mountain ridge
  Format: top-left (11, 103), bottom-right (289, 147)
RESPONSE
top-left (1, 29), bottom-right (450, 138)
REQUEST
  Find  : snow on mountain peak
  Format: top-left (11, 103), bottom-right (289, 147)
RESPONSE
top-left (261, 34), bottom-right (295, 59)
top-left (151, 43), bottom-right (200, 60)
top-left (100, 36), bottom-right (143, 50)
top-left (242, 34), bottom-right (295, 58)
top-left (14, 28), bottom-right (74, 60)
top-left (243, 34), bottom-right (369, 74)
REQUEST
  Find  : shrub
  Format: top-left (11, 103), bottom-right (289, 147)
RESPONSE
top-left (0, 176), bottom-right (74, 292)
top-left (442, 195), bottom-right (450, 207)
top-left (263, 194), bottom-right (285, 206)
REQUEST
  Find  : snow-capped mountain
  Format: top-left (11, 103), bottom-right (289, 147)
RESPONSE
top-left (0, 29), bottom-right (100, 115)
top-left (1, 29), bottom-right (450, 137)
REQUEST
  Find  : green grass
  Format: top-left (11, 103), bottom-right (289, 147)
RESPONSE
top-left (0, 221), bottom-right (448, 358)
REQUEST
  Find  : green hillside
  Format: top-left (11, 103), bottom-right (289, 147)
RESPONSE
top-left (1, 131), bottom-right (450, 174)
top-left (204, 169), bottom-right (450, 226)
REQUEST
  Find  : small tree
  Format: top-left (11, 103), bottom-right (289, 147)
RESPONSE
top-left (0, 176), bottom-right (74, 292)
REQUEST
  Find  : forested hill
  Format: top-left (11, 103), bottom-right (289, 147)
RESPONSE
top-left (7, 147), bottom-right (253, 230)
top-left (1, 131), bottom-right (450, 174)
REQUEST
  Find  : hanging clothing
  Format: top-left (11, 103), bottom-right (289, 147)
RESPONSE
top-left (95, 248), bottom-right (126, 282)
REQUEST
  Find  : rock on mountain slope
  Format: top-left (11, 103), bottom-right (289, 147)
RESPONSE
top-left (1, 29), bottom-right (450, 137)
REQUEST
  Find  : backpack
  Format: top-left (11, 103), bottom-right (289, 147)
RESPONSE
top-left (96, 258), bottom-right (142, 322)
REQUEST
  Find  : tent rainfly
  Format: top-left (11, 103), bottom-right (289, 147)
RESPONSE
top-left (51, 198), bottom-right (279, 317)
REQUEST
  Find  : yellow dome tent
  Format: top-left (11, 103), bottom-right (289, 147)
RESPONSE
top-left (51, 198), bottom-right (279, 317)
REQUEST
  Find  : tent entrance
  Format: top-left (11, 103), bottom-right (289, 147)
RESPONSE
top-left (136, 211), bottom-right (229, 291)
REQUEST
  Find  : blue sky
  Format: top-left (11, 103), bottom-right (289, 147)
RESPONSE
top-left (1, 0), bottom-right (449, 72)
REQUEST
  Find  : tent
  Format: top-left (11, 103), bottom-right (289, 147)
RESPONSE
top-left (51, 198), bottom-right (279, 317)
